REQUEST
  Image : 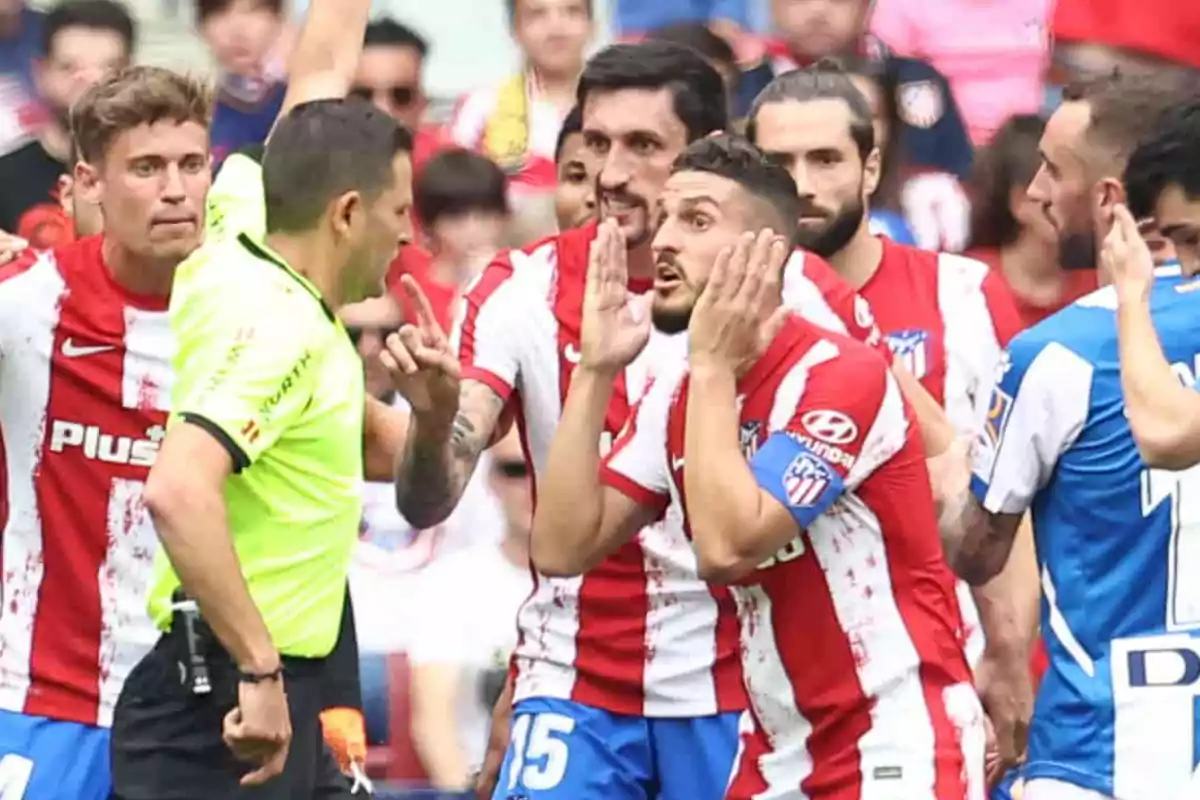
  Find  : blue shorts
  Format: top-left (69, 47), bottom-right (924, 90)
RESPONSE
top-left (0, 709), bottom-right (110, 799)
top-left (493, 697), bottom-right (739, 800)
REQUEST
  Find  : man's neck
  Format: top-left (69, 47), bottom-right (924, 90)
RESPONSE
top-left (529, 63), bottom-right (580, 110)
top-left (38, 122), bottom-right (71, 164)
top-left (264, 231), bottom-right (345, 308)
top-left (102, 238), bottom-right (176, 298)
top-left (999, 234), bottom-right (1064, 302)
top-left (500, 531), bottom-right (530, 569)
top-left (827, 223), bottom-right (884, 289)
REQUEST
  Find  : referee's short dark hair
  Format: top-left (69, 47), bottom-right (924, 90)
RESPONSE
top-left (263, 98), bottom-right (413, 234)
top-left (414, 148), bottom-right (509, 228)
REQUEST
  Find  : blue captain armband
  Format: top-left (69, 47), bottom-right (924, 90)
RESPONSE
top-left (749, 432), bottom-right (846, 529)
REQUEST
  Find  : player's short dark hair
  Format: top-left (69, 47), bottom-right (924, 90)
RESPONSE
top-left (967, 114), bottom-right (1046, 248)
top-left (43, 0), bottom-right (136, 59)
top-left (671, 133), bottom-right (801, 246)
top-left (1124, 98), bottom-right (1200, 220)
top-left (505, 0), bottom-right (592, 23)
top-left (363, 17), bottom-right (428, 58)
top-left (555, 105), bottom-right (583, 163)
top-left (71, 66), bottom-right (211, 164)
top-left (194, 0), bottom-right (282, 23)
top-left (263, 98), bottom-right (413, 234)
top-left (414, 148), bottom-right (509, 228)
top-left (746, 59), bottom-right (875, 160)
top-left (645, 23), bottom-right (736, 73)
top-left (577, 42), bottom-right (727, 142)
top-left (1062, 71), bottom-right (1191, 175)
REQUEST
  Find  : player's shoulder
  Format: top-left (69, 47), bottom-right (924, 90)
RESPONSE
top-left (783, 314), bottom-right (888, 375)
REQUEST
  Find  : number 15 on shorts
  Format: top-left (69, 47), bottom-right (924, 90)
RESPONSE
top-left (506, 713), bottom-right (576, 793)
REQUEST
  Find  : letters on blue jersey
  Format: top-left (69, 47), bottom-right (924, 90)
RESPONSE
top-left (749, 432), bottom-right (846, 529)
top-left (969, 267), bottom-right (1200, 797)
top-left (885, 329), bottom-right (930, 380)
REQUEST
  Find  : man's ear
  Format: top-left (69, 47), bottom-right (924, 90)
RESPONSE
top-left (330, 191), bottom-right (364, 239)
top-left (73, 161), bottom-right (102, 205)
top-left (863, 146), bottom-right (883, 198)
top-left (1092, 176), bottom-right (1126, 235)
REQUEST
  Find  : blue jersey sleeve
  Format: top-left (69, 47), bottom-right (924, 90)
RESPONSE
top-left (750, 432), bottom-right (847, 529)
top-left (970, 330), bottom-right (1092, 515)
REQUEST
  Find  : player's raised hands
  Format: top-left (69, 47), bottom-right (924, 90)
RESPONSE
top-left (1103, 203), bottom-right (1156, 306)
top-left (580, 218), bottom-right (651, 373)
top-left (381, 276), bottom-right (461, 419)
top-left (688, 229), bottom-right (789, 373)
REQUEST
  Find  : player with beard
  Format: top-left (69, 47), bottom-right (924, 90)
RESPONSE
top-left (533, 133), bottom-right (985, 800)
top-left (945, 80), bottom-right (1200, 800)
top-left (388, 41), bottom-right (925, 800)
top-left (744, 60), bottom-right (1035, 776)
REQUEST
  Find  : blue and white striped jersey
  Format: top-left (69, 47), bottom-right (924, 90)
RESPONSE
top-left (971, 265), bottom-right (1200, 799)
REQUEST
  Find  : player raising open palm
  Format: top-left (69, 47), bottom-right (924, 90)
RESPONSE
top-left (579, 218), bottom-right (652, 373)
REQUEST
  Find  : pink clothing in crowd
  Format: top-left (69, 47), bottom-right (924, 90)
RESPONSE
top-left (870, 0), bottom-right (1050, 145)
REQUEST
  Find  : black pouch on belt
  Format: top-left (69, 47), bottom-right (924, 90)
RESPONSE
top-left (169, 587), bottom-right (215, 696)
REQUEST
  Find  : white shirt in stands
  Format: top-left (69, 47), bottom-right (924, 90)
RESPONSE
top-left (451, 222), bottom-right (888, 717)
top-left (407, 541), bottom-right (532, 773)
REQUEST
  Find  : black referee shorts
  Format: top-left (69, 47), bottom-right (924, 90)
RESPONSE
top-left (109, 631), bottom-right (355, 800)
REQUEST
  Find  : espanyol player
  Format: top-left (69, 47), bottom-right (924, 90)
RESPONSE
top-left (950, 88), bottom-right (1200, 800)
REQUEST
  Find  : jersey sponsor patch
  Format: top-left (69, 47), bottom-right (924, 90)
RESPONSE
top-left (885, 328), bottom-right (930, 379)
top-left (800, 409), bottom-right (859, 445)
top-left (783, 452), bottom-right (836, 507)
top-left (983, 386), bottom-right (1014, 446)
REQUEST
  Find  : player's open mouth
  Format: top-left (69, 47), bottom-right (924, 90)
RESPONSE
top-left (654, 263), bottom-right (683, 292)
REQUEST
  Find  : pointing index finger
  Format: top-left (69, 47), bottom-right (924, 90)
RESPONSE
top-left (400, 274), bottom-right (444, 338)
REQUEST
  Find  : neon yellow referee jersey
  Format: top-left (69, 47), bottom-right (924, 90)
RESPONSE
top-left (146, 153), bottom-right (365, 658)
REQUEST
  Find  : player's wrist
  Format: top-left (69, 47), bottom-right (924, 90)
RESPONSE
top-left (237, 648), bottom-right (283, 678)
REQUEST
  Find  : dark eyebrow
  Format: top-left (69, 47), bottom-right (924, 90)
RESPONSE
top-left (1159, 223), bottom-right (1196, 238)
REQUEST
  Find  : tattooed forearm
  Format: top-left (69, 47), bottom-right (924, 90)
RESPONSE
top-left (949, 496), bottom-right (1020, 586)
top-left (395, 380), bottom-right (507, 528)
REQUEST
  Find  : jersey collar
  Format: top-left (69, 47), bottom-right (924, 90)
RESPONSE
top-left (236, 232), bottom-right (337, 323)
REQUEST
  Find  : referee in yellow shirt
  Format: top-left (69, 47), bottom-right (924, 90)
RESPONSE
top-left (107, 3), bottom-right (459, 798)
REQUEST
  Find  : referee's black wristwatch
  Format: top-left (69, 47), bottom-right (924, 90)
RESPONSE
top-left (238, 664), bottom-right (284, 684)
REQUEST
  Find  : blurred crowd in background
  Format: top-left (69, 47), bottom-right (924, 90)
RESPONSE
top-left (0, 0), bottom-right (1197, 794)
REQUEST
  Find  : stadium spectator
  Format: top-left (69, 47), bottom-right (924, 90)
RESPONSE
top-left (552, 104), bottom-right (595, 230)
top-left (1051, 0), bottom-right (1200, 84)
top-left (196, 0), bottom-right (288, 167)
top-left (646, 22), bottom-right (738, 115)
top-left (406, 428), bottom-right (533, 791)
top-left (869, 0), bottom-right (1051, 144)
top-left (966, 114), bottom-right (1096, 330)
top-left (384, 147), bottom-right (510, 334)
top-left (839, 53), bottom-right (916, 245)
top-left (449, 0), bottom-right (591, 197)
top-left (0, 0), bottom-right (133, 248)
top-left (0, 0), bottom-right (43, 155)
top-left (352, 17), bottom-right (446, 174)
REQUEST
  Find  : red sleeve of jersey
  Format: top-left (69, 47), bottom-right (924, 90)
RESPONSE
top-left (599, 383), bottom-right (671, 517)
top-left (780, 341), bottom-right (893, 484)
top-left (979, 268), bottom-right (1025, 345)
top-left (452, 255), bottom-right (519, 401)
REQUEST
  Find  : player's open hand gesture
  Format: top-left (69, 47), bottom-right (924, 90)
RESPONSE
top-left (381, 276), bottom-right (461, 420)
top-left (581, 218), bottom-right (651, 373)
top-left (1103, 203), bottom-right (1156, 306)
top-left (688, 229), bottom-right (789, 374)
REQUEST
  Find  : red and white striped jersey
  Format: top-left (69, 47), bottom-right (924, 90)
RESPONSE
top-left (602, 317), bottom-right (985, 799)
top-left (858, 237), bottom-right (1024, 665)
top-left (0, 237), bottom-right (169, 727)
top-left (453, 224), bottom-right (885, 716)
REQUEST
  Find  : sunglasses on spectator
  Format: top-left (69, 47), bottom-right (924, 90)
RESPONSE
top-left (350, 84), bottom-right (419, 108)
top-left (494, 461), bottom-right (529, 479)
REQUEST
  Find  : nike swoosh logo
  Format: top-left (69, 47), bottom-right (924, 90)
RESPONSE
top-left (564, 344), bottom-right (581, 364)
top-left (671, 456), bottom-right (685, 471)
top-left (61, 338), bottom-right (116, 358)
